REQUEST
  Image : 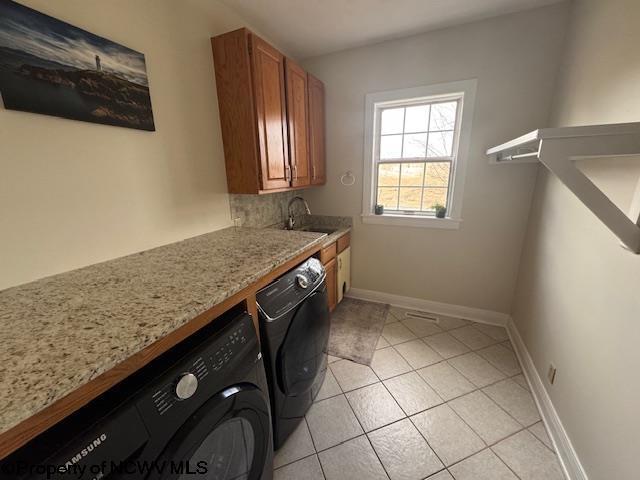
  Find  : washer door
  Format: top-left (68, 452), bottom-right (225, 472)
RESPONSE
top-left (277, 287), bottom-right (330, 396)
top-left (153, 385), bottom-right (271, 480)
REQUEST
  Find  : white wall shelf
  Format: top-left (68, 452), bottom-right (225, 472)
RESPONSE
top-left (487, 122), bottom-right (640, 253)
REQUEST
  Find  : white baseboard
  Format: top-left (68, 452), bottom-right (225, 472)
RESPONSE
top-left (345, 287), bottom-right (510, 326)
top-left (507, 319), bottom-right (588, 480)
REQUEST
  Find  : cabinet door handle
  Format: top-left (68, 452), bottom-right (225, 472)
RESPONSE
top-left (285, 164), bottom-right (291, 182)
top-left (293, 163), bottom-right (298, 179)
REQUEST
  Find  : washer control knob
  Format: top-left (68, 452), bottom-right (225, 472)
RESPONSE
top-left (296, 274), bottom-right (309, 289)
top-left (175, 373), bottom-right (198, 400)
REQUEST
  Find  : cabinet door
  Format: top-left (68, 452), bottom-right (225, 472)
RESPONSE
top-left (285, 59), bottom-right (311, 187)
top-left (325, 257), bottom-right (337, 312)
top-left (250, 35), bottom-right (291, 190)
top-left (308, 73), bottom-right (326, 185)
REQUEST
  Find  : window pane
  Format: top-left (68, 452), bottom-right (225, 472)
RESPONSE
top-left (429, 101), bottom-right (457, 131)
top-left (400, 163), bottom-right (425, 186)
top-left (404, 105), bottom-right (429, 133)
top-left (377, 187), bottom-right (399, 209)
top-left (381, 108), bottom-right (404, 134)
top-left (427, 131), bottom-right (454, 157)
top-left (380, 134), bottom-right (403, 159)
top-left (425, 162), bottom-right (450, 187)
top-left (402, 133), bottom-right (427, 158)
top-left (378, 163), bottom-right (400, 186)
top-left (421, 187), bottom-right (448, 211)
top-left (399, 187), bottom-right (422, 210)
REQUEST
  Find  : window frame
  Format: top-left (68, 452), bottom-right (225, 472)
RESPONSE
top-left (362, 79), bottom-right (477, 229)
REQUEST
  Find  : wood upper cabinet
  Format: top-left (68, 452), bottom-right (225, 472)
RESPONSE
top-left (308, 73), bottom-right (326, 185)
top-left (285, 58), bottom-right (311, 187)
top-left (251, 36), bottom-right (290, 190)
top-left (211, 28), bottom-right (325, 194)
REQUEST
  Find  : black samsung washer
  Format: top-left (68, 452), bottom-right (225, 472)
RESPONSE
top-left (256, 257), bottom-right (330, 449)
top-left (0, 305), bottom-right (273, 480)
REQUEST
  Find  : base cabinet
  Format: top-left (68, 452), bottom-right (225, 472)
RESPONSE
top-left (325, 258), bottom-right (337, 312)
top-left (320, 233), bottom-right (350, 312)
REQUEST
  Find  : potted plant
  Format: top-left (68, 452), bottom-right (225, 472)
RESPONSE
top-left (433, 203), bottom-right (447, 218)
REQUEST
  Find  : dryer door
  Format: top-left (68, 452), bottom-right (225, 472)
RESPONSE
top-left (277, 286), bottom-right (330, 396)
top-left (152, 385), bottom-right (271, 480)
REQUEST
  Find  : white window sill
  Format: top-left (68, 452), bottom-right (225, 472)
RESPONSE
top-left (361, 213), bottom-right (461, 229)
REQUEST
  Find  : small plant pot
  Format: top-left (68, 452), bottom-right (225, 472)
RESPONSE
top-left (435, 208), bottom-right (447, 219)
top-left (374, 204), bottom-right (384, 215)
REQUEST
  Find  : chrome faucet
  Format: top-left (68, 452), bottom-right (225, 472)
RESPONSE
top-left (286, 196), bottom-right (311, 230)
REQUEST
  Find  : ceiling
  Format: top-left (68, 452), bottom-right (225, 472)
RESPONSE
top-left (219, 0), bottom-right (565, 58)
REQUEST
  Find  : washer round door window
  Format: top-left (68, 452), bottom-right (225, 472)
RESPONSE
top-left (278, 290), bottom-right (330, 395)
top-left (179, 417), bottom-right (254, 480)
top-left (156, 387), bottom-right (270, 480)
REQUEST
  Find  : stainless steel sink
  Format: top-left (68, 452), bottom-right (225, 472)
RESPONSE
top-left (296, 226), bottom-right (338, 234)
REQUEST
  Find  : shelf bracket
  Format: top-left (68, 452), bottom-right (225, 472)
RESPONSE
top-left (487, 123), bottom-right (640, 253)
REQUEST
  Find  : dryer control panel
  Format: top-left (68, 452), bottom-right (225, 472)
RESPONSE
top-left (256, 257), bottom-right (326, 321)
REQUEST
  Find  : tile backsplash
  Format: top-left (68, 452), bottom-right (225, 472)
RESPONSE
top-left (229, 191), bottom-right (306, 228)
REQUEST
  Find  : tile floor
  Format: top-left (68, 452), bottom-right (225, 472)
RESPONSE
top-left (273, 306), bottom-right (565, 480)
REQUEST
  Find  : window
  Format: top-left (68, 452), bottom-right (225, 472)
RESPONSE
top-left (362, 80), bottom-right (477, 228)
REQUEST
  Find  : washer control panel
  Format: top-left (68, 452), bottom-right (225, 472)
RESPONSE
top-left (175, 373), bottom-right (198, 399)
top-left (210, 325), bottom-right (248, 371)
top-left (149, 315), bottom-right (252, 416)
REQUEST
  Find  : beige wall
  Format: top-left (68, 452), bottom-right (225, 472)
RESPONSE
top-left (0, 0), bottom-right (260, 290)
top-left (302, 4), bottom-right (569, 313)
top-left (512, 0), bottom-right (640, 478)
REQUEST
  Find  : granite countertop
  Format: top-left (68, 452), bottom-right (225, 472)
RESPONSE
top-left (0, 227), bottom-right (325, 436)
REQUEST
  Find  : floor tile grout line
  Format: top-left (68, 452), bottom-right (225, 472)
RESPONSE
top-left (407, 410), bottom-right (469, 470)
top-left (310, 391), bottom-right (525, 471)
top-left (343, 381), bottom-right (406, 434)
top-left (402, 409), bottom-right (448, 471)
top-left (482, 380), bottom-right (542, 428)
top-left (489, 445), bottom-right (525, 480)
top-left (487, 428), bottom-right (560, 480)
top-left (386, 340), bottom-right (545, 448)
top-left (381, 371), bottom-right (446, 417)
top-left (391, 341), bottom-right (445, 371)
top-left (303, 312), bottom-right (557, 477)
top-left (362, 433), bottom-right (393, 479)
top-left (338, 391), bottom-right (393, 479)
top-left (365, 350), bottom-right (538, 408)
top-left (273, 451), bottom-right (321, 474)
top-left (475, 344), bottom-right (523, 377)
top-left (526, 424), bottom-right (556, 454)
top-left (325, 312), bottom-right (562, 477)
top-left (438, 358), bottom-right (540, 439)
top-left (380, 329), bottom-right (502, 358)
top-left (476, 386), bottom-right (534, 432)
top-left (444, 445), bottom-right (524, 480)
top-left (445, 353), bottom-right (508, 392)
top-left (271, 415), bottom-right (322, 473)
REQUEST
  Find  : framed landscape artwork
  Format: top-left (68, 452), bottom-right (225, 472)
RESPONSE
top-left (0, 0), bottom-right (155, 131)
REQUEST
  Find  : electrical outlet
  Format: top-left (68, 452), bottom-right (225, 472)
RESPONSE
top-left (548, 364), bottom-right (557, 385)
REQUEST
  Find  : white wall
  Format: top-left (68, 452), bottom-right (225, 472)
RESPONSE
top-left (302, 4), bottom-right (569, 314)
top-left (512, 1), bottom-right (640, 478)
top-left (0, 0), bottom-right (258, 290)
